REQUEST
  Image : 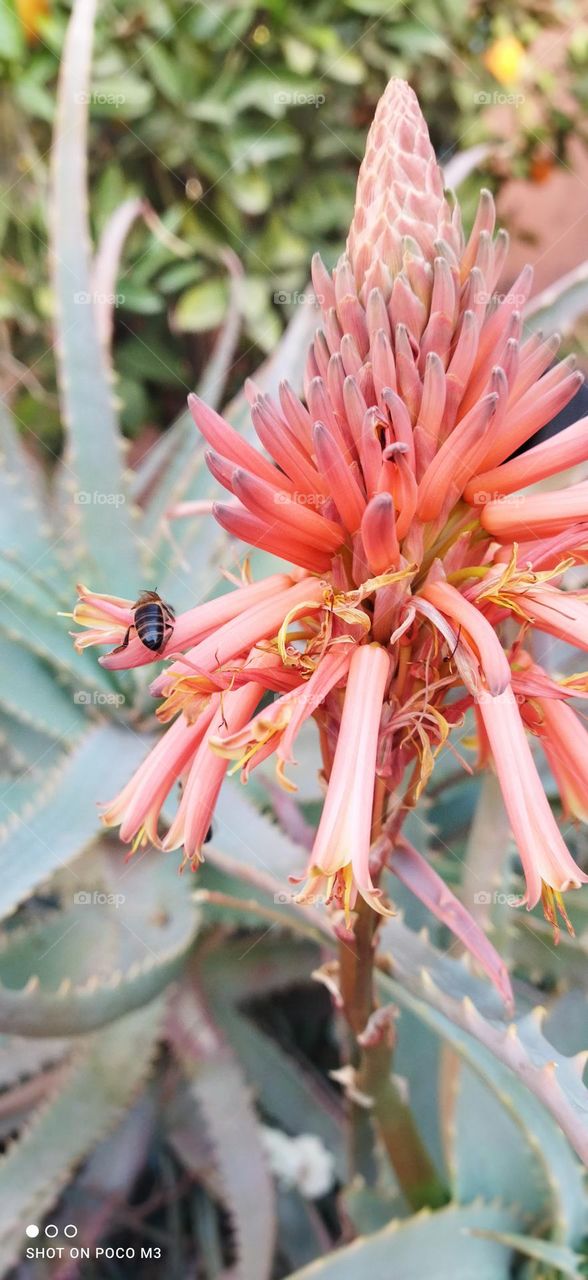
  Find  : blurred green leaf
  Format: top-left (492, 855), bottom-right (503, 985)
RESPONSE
top-left (173, 278), bottom-right (229, 331)
top-left (0, 4), bottom-right (25, 61)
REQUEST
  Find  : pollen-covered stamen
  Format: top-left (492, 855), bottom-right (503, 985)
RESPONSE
top-left (210, 645), bottom-right (354, 790)
top-left (541, 885), bottom-right (575, 944)
top-left (420, 578), bottom-right (511, 696)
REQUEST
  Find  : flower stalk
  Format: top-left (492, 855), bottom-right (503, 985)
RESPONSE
top-left (338, 899), bottom-right (447, 1208)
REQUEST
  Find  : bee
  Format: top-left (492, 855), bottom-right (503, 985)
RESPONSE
top-left (112, 590), bottom-right (175, 656)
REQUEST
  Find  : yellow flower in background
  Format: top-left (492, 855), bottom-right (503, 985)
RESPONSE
top-left (483, 35), bottom-right (525, 85)
top-left (16, 0), bottom-right (49, 42)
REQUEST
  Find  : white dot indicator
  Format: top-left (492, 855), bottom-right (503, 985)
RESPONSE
top-left (25, 1225), bottom-right (39, 1238)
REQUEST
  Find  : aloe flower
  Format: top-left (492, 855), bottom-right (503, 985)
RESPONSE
top-left (74, 78), bottom-right (588, 950)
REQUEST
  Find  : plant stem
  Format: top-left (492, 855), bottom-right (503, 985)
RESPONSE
top-left (338, 897), bottom-right (448, 1209)
top-left (358, 1030), bottom-right (448, 1210)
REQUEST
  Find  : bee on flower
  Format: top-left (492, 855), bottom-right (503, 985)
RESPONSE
top-left (73, 78), bottom-right (588, 963)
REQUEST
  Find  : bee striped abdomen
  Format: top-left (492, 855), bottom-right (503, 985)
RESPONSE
top-left (134, 602), bottom-right (166, 652)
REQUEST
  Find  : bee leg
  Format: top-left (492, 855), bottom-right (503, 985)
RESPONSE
top-left (110, 625), bottom-right (134, 656)
top-left (157, 621), bottom-right (175, 653)
top-left (162, 603), bottom-right (176, 622)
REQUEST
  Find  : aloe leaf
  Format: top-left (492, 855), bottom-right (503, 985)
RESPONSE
top-left (199, 931), bottom-right (345, 1173)
top-left (92, 196), bottom-right (146, 350)
top-left (0, 773), bottom-right (46, 833)
top-left (0, 1001), bottom-right (163, 1274)
top-left (511, 915), bottom-right (588, 987)
top-left (207, 1005), bottom-right (346, 1179)
top-left (0, 406), bottom-right (67, 595)
top-left (469, 1230), bottom-right (586, 1278)
top-left (213, 780), bottom-right (307, 885)
top-left (45, 1092), bottom-right (156, 1252)
top-left (284, 1201), bottom-right (520, 1279)
top-left (394, 1010), bottom-right (445, 1178)
top-left (442, 144), bottom-right (490, 189)
top-left (0, 723), bottom-right (151, 921)
top-left (0, 935), bottom-right (187, 1038)
top-left (439, 762), bottom-right (586, 1237)
top-left (50, 0), bottom-right (139, 592)
top-left (225, 295), bottom-right (318, 416)
top-left (525, 259), bottom-right (588, 335)
top-left (389, 838), bottom-right (512, 1005)
top-left (448, 1061), bottom-right (586, 1242)
top-left (0, 1036), bottom-right (69, 1090)
top-left (0, 844), bottom-right (199, 1034)
top-left (0, 1062), bottom-right (69, 1142)
top-left (342, 1183), bottom-right (407, 1238)
top-left (129, 418), bottom-right (192, 509)
top-left (168, 981), bottom-right (276, 1280)
top-left (0, 714), bottom-right (64, 776)
top-left (0, 555), bottom-right (69, 618)
top-left (0, 640), bottom-right (87, 744)
top-left (195, 250), bottom-right (244, 410)
top-left (376, 916), bottom-right (588, 1168)
top-left (276, 1189), bottom-right (331, 1270)
top-left (200, 932), bottom-right (319, 1002)
top-left (0, 596), bottom-right (117, 694)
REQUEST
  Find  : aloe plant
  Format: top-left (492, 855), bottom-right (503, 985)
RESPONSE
top-left (0, 2), bottom-right (587, 1278)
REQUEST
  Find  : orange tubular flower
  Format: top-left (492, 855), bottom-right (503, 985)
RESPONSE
top-left (74, 78), bottom-right (588, 962)
top-left (478, 688), bottom-right (588, 918)
top-left (533, 696), bottom-right (588, 825)
top-left (296, 643), bottom-right (391, 916)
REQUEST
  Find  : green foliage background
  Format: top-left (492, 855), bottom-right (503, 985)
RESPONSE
top-left (2, 0), bottom-right (588, 452)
